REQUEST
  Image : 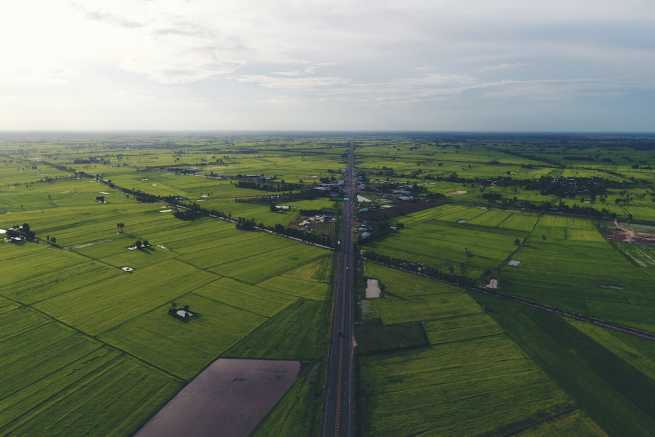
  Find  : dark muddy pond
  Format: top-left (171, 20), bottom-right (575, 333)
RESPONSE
top-left (137, 358), bottom-right (300, 437)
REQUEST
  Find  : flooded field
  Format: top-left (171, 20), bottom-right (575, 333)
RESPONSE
top-left (137, 358), bottom-right (300, 437)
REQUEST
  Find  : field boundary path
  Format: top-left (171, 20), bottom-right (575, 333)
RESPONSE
top-left (322, 144), bottom-right (355, 437)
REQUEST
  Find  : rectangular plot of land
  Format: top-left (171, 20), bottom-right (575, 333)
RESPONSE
top-left (0, 347), bottom-right (120, 428)
top-left (499, 213), bottom-right (540, 232)
top-left (227, 299), bottom-right (327, 361)
top-left (2, 354), bottom-right (181, 437)
top-left (195, 278), bottom-right (296, 317)
top-left (35, 259), bottom-right (218, 335)
top-left (0, 306), bottom-right (51, 341)
top-left (180, 234), bottom-right (295, 270)
top-left (0, 260), bottom-right (121, 304)
top-left (211, 244), bottom-right (328, 284)
top-left (425, 313), bottom-right (503, 345)
top-left (369, 221), bottom-right (522, 279)
top-left (371, 291), bottom-right (481, 325)
top-left (101, 293), bottom-right (266, 379)
top-left (361, 336), bottom-right (570, 436)
top-left (0, 246), bottom-right (86, 290)
top-left (516, 410), bottom-right (606, 437)
top-left (401, 204), bottom-right (485, 225)
top-left (470, 209), bottom-right (513, 227)
top-left (0, 319), bottom-right (102, 399)
top-left (137, 359), bottom-right (300, 437)
top-left (365, 262), bottom-right (463, 299)
top-left (258, 275), bottom-right (328, 300)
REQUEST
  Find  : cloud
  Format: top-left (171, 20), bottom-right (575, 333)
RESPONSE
top-left (2, 0), bottom-right (655, 130)
top-left (480, 63), bottom-right (527, 73)
top-left (72, 3), bottom-right (144, 29)
top-left (237, 74), bottom-right (349, 89)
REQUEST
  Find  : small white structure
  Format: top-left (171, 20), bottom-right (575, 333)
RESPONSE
top-left (366, 279), bottom-right (382, 299)
top-left (485, 278), bottom-right (499, 289)
top-left (121, 266), bottom-right (135, 272)
top-left (176, 309), bottom-right (193, 318)
top-left (357, 195), bottom-right (372, 203)
top-left (508, 260), bottom-right (521, 267)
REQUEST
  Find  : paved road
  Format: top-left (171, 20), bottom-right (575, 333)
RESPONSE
top-left (322, 145), bottom-right (356, 437)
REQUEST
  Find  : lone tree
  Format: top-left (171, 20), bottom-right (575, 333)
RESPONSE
top-left (116, 223), bottom-right (125, 234)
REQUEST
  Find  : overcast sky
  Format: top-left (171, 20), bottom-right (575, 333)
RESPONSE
top-left (1, 1), bottom-right (654, 131)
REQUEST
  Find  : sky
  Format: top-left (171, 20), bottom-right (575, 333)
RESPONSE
top-left (1, 0), bottom-right (654, 131)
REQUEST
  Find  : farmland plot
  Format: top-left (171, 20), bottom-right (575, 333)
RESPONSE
top-left (35, 259), bottom-right (218, 335)
top-left (258, 255), bottom-right (332, 300)
top-left (0, 305), bottom-right (181, 436)
top-left (210, 243), bottom-right (328, 283)
top-left (195, 277), bottom-right (297, 317)
top-left (368, 219), bottom-right (522, 278)
top-left (358, 263), bottom-right (602, 436)
top-left (228, 298), bottom-right (329, 360)
top-left (500, 218), bottom-right (655, 330)
top-left (360, 338), bottom-right (572, 436)
top-left (101, 293), bottom-right (266, 379)
top-left (0, 259), bottom-right (120, 304)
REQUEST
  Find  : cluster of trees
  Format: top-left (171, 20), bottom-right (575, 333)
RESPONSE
top-left (272, 224), bottom-right (333, 246)
top-left (236, 178), bottom-right (302, 192)
top-left (368, 167), bottom-right (396, 176)
top-left (235, 189), bottom-right (325, 205)
top-left (173, 204), bottom-right (204, 220)
top-left (525, 176), bottom-right (615, 198)
top-left (6, 223), bottom-right (36, 242)
top-left (235, 217), bottom-right (257, 230)
top-left (481, 193), bottom-right (616, 218)
top-left (367, 181), bottom-right (427, 195)
top-left (357, 195), bottom-right (446, 243)
top-left (73, 156), bottom-right (110, 165)
top-left (132, 240), bottom-right (151, 250)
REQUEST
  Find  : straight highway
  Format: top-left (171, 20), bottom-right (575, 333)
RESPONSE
top-left (322, 144), bottom-right (356, 437)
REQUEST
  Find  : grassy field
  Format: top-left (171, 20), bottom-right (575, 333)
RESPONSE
top-left (252, 362), bottom-right (325, 437)
top-left (476, 294), bottom-right (655, 437)
top-left (358, 263), bottom-right (602, 436)
top-left (0, 146), bottom-right (336, 435)
top-left (0, 305), bottom-right (182, 436)
top-left (4, 133), bottom-right (655, 435)
top-left (498, 215), bottom-right (655, 330)
top-left (366, 205), bottom-right (530, 278)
